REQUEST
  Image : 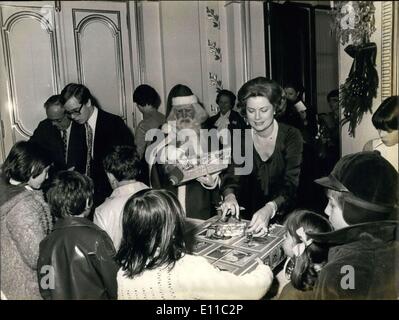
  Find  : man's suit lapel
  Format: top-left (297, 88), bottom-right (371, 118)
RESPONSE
top-left (93, 108), bottom-right (104, 160)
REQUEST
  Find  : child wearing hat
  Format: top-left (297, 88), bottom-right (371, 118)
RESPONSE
top-left (308, 151), bottom-right (399, 299)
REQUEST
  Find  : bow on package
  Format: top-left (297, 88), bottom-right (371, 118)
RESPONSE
top-left (292, 227), bottom-right (313, 257)
top-left (340, 42), bottom-right (378, 137)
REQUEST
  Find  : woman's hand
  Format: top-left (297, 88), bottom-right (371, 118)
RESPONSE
top-left (220, 193), bottom-right (240, 220)
top-left (246, 203), bottom-right (275, 237)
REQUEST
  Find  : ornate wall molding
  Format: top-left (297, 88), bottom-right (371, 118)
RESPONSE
top-left (209, 72), bottom-right (223, 91)
top-left (1, 10), bottom-right (60, 138)
top-left (206, 6), bottom-right (220, 29)
top-left (134, 1), bottom-right (146, 85)
top-left (205, 3), bottom-right (223, 115)
top-left (380, 2), bottom-right (394, 100)
top-left (72, 9), bottom-right (127, 120)
top-left (208, 39), bottom-right (222, 61)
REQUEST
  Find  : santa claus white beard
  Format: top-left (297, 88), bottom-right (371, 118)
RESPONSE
top-left (176, 117), bottom-right (201, 133)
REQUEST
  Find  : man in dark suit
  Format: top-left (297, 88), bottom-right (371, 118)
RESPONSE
top-left (204, 89), bottom-right (247, 133)
top-left (30, 95), bottom-right (86, 173)
top-left (60, 83), bottom-right (135, 207)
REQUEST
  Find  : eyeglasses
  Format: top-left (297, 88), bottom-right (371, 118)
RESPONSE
top-left (66, 102), bottom-right (84, 117)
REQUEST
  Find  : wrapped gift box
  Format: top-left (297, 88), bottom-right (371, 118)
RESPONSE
top-left (188, 215), bottom-right (286, 275)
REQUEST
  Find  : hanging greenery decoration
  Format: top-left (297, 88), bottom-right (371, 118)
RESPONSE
top-left (330, 1), bottom-right (378, 137)
top-left (339, 43), bottom-right (378, 137)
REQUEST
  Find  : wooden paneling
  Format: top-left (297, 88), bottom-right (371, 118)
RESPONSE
top-left (0, 2), bottom-right (60, 156)
top-left (60, 1), bottom-right (134, 126)
top-left (0, 1), bottom-right (139, 160)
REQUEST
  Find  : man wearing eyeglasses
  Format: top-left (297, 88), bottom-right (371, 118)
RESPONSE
top-left (30, 95), bottom-right (85, 173)
top-left (60, 83), bottom-right (135, 208)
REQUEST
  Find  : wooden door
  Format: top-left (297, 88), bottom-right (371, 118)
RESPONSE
top-left (0, 1), bottom-right (138, 162)
top-left (59, 1), bottom-right (136, 128)
top-left (0, 1), bottom-right (62, 161)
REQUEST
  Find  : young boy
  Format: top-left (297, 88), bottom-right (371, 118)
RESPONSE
top-left (94, 145), bottom-right (149, 250)
top-left (37, 171), bottom-right (118, 300)
top-left (309, 151), bottom-right (399, 299)
top-left (133, 84), bottom-right (166, 159)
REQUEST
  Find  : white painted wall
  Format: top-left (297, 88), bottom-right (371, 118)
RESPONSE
top-left (138, 1), bottom-right (266, 115)
top-left (248, 1), bottom-right (267, 79)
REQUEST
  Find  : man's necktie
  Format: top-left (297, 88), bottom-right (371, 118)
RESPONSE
top-left (85, 123), bottom-right (93, 176)
top-left (61, 129), bottom-right (68, 164)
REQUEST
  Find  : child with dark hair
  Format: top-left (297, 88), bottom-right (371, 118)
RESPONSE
top-left (1, 141), bottom-right (51, 196)
top-left (363, 96), bottom-right (398, 171)
top-left (116, 189), bottom-right (273, 300)
top-left (133, 84), bottom-right (166, 159)
top-left (278, 210), bottom-right (332, 299)
top-left (372, 96), bottom-right (399, 133)
top-left (94, 145), bottom-right (149, 250)
top-left (1, 141), bottom-right (53, 300)
top-left (283, 82), bottom-right (308, 130)
top-left (38, 171), bottom-right (118, 300)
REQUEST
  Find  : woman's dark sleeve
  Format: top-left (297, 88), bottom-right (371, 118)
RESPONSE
top-left (220, 159), bottom-right (242, 198)
top-left (273, 127), bottom-right (303, 212)
top-left (220, 133), bottom-right (249, 199)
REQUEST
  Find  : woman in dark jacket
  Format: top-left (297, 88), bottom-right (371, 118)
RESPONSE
top-left (220, 77), bottom-right (303, 236)
top-left (204, 89), bottom-right (247, 133)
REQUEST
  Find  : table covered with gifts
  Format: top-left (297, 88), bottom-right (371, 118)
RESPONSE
top-left (184, 215), bottom-right (287, 276)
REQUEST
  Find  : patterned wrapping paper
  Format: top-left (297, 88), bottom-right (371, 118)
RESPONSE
top-left (189, 215), bottom-right (286, 276)
top-left (165, 147), bottom-right (231, 186)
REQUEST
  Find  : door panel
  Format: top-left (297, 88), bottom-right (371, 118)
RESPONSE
top-left (60, 1), bottom-right (134, 125)
top-left (0, 2), bottom-right (60, 157)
